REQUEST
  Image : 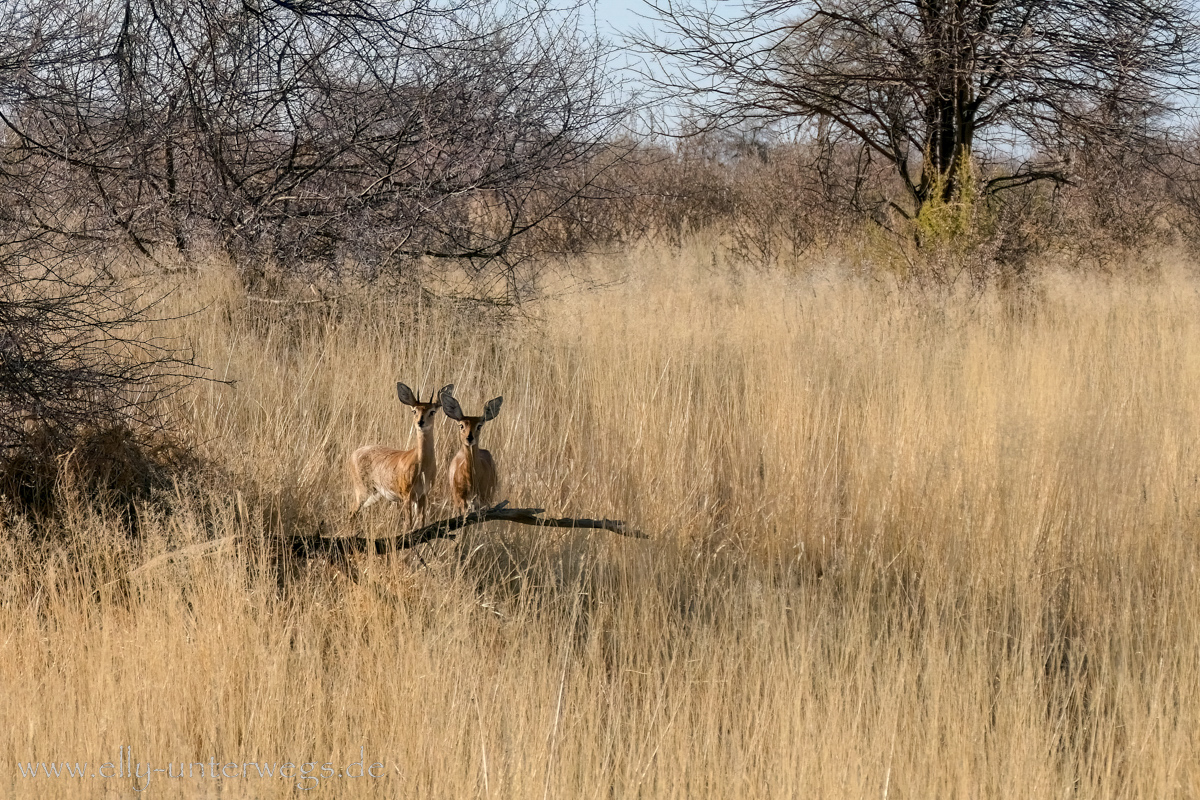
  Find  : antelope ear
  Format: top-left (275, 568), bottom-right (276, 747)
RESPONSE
top-left (436, 383), bottom-right (455, 409)
top-left (396, 382), bottom-right (417, 406)
top-left (439, 388), bottom-right (464, 421)
top-left (482, 396), bottom-right (503, 422)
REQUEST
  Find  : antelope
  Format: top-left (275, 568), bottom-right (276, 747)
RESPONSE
top-left (348, 382), bottom-right (451, 529)
top-left (439, 387), bottom-right (503, 513)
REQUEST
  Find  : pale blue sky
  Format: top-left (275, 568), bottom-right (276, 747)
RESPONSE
top-left (587, 0), bottom-right (648, 42)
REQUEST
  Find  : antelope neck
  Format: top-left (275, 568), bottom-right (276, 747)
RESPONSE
top-left (415, 425), bottom-right (436, 468)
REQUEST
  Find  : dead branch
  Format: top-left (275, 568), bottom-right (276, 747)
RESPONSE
top-left (290, 501), bottom-right (645, 561)
top-left (245, 295), bottom-right (340, 306)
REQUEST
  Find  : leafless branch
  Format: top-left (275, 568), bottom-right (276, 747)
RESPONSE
top-left (290, 500), bottom-right (645, 560)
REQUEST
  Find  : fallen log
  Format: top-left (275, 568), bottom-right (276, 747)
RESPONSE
top-left (289, 501), bottom-right (644, 560)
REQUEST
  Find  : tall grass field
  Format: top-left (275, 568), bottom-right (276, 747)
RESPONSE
top-left (3, 243), bottom-right (1200, 798)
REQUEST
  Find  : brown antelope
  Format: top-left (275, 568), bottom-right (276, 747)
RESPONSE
top-left (439, 387), bottom-right (502, 513)
top-left (348, 382), bottom-right (451, 529)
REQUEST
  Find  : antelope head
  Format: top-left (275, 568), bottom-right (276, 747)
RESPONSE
top-left (396, 382), bottom-right (452, 431)
top-left (439, 388), bottom-right (502, 449)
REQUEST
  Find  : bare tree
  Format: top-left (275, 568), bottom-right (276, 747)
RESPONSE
top-left (634, 0), bottom-right (1200, 217)
top-left (0, 0), bottom-right (629, 295)
top-left (0, 233), bottom-right (201, 457)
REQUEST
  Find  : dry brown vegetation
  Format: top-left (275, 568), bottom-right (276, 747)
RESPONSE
top-left (3, 241), bottom-right (1200, 797)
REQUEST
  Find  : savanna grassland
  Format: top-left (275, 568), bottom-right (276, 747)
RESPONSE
top-left (3, 242), bottom-right (1200, 798)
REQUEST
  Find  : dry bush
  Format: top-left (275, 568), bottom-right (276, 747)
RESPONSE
top-left (0, 425), bottom-right (197, 527)
top-left (604, 137), bottom-right (739, 246)
top-left (1161, 132), bottom-right (1200, 257)
top-left (724, 135), bottom-right (887, 268)
top-left (584, 132), bottom-right (882, 264)
top-left (1055, 146), bottom-right (1177, 270)
top-left (0, 232), bottom-right (209, 524)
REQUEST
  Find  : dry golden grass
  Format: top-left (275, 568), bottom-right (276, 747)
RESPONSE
top-left (3, 242), bottom-right (1200, 797)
